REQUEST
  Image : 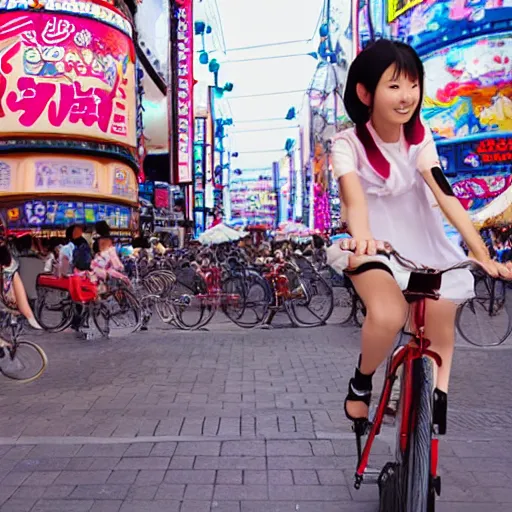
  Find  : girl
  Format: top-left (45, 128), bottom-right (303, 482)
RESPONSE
top-left (327, 39), bottom-right (511, 434)
top-left (0, 245), bottom-right (42, 330)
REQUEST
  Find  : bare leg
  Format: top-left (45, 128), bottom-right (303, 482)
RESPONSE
top-left (12, 273), bottom-right (41, 329)
top-left (424, 298), bottom-right (457, 393)
top-left (346, 268), bottom-right (408, 419)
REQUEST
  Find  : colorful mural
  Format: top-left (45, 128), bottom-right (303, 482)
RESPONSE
top-left (0, 9), bottom-right (136, 146)
top-left (423, 34), bottom-right (512, 140)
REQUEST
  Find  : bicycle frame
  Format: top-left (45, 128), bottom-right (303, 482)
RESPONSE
top-left (354, 296), bottom-right (443, 490)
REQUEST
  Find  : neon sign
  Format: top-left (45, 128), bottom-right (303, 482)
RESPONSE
top-left (476, 137), bottom-right (512, 164)
top-left (174, 0), bottom-right (193, 184)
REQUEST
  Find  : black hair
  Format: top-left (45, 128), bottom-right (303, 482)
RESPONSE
top-left (95, 220), bottom-right (111, 238)
top-left (343, 39), bottom-right (426, 178)
top-left (66, 224), bottom-right (77, 241)
top-left (0, 245), bottom-right (11, 267)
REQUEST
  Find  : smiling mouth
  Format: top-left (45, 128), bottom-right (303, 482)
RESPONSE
top-left (395, 108), bottom-right (411, 114)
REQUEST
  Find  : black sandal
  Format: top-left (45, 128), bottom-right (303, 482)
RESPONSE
top-left (344, 357), bottom-right (374, 462)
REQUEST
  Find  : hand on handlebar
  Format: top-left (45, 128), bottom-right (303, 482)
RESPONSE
top-left (475, 259), bottom-right (512, 280)
top-left (339, 237), bottom-right (387, 256)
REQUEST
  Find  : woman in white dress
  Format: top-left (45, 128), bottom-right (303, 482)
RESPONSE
top-left (328, 39), bottom-right (511, 435)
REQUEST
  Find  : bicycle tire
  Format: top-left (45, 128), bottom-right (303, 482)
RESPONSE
top-left (331, 284), bottom-right (355, 324)
top-left (0, 340), bottom-right (48, 383)
top-left (35, 288), bottom-right (74, 332)
top-left (222, 273), bottom-right (271, 328)
top-left (456, 296), bottom-right (512, 346)
top-left (380, 356), bottom-right (434, 512)
top-left (354, 297), bottom-right (366, 328)
top-left (101, 288), bottom-right (142, 336)
top-left (287, 274), bottom-right (334, 328)
top-left (172, 278), bottom-right (215, 330)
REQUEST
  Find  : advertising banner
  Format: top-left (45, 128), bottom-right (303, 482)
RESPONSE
top-left (0, 8), bottom-right (137, 146)
top-left (173, 0), bottom-right (194, 183)
top-left (0, 155), bottom-right (138, 204)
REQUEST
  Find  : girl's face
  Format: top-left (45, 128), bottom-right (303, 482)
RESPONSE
top-left (372, 63), bottom-right (420, 127)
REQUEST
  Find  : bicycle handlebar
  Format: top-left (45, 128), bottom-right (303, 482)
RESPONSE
top-left (352, 243), bottom-right (489, 276)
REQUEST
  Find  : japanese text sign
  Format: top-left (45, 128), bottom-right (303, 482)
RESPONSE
top-left (0, 9), bottom-right (136, 146)
top-left (174, 0), bottom-right (193, 183)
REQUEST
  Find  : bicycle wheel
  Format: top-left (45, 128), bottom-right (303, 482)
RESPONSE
top-left (331, 283), bottom-right (355, 324)
top-left (379, 356), bottom-right (434, 512)
top-left (222, 273), bottom-right (271, 328)
top-left (354, 297), bottom-right (366, 327)
top-left (0, 340), bottom-right (48, 383)
top-left (172, 276), bottom-right (215, 330)
top-left (287, 274), bottom-right (334, 327)
top-left (456, 289), bottom-right (512, 346)
top-left (102, 288), bottom-right (142, 336)
top-left (35, 288), bottom-right (74, 332)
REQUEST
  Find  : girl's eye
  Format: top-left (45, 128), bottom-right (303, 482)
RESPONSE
top-left (390, 85), bottom-right (399, 89)
top-left (412, 83), bottom-right (419, 88)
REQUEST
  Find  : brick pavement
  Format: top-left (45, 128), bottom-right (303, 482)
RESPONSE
top-left (0, 319), bottom-right (511, 511)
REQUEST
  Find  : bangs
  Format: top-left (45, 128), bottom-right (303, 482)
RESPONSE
top-left (390, 45), bottom-right (421, 82)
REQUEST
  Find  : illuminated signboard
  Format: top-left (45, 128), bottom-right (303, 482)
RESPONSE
top-left (174, 0), bottom-right (194, 184)
top-left (0, 9), bottom-right (137, 146)
top-left (0, 0), bottom-right (132, 36)
top-left (387, 0), bottom-right (425, 23)
top-left (0, 155), bottom-right (138, 203)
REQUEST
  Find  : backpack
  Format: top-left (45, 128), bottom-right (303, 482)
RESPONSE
top-left (73, 241), bottom-right (93, 271)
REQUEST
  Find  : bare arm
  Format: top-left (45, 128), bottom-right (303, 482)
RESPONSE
top-left (420, 168), bottom-right (490, 262)
top-left (338, 172), bottom-right (373, 240)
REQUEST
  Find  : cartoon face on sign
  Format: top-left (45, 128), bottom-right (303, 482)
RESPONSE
top-left (24, 46), bottom-right (65, 76)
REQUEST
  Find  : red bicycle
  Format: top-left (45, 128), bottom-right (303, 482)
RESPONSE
top-left (349, 245), bottom-right (483, 512)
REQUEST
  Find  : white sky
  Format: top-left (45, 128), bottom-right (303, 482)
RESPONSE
top-left (196, 0), bottom-right (325, 171)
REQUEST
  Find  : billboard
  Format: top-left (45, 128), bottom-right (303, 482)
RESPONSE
top-left (0, 6), bottom-right (137, 146)
top-left (389, 0), bottom-right (512, 52)
top-left (0, 154), bottom-right (138, 204)
top-left (423, 34), bottom-right (512, 141)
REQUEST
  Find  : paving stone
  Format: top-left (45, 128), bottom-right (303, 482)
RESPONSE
top-left (14, 458), bottom-right (71, 472)
top-left (55, 471), bottom-right (111, 485)
top-left (31, 500), bottom-right (94, 512)
top-left (292, 470), bottom-right (319, 485)
top-left (124, 444), bottom-right (154, 457)
top-left (209, 503), bottom-right (240, 512)
top-left (135, 470), bottom-right (166, 485)
top-left (266, 441), bottom-right (312, 456)
top-left (150, 443), bottom-right (177, 457)
top-left (28, 445), bottom-right (82, 458)
top-left (169, 457), bottom-right (195, 470)
top-left (10, 486), bottom-right (46, 500)
top-left (70, 484), bottom-right (130, 500)
top-left (107, 471), bottom-right (138, 484)
top-left (77, 446), bottom-right (128, 458)
top-left (116, 457), bottom-right (170, 470)
top-left (42, 485), bottom-right (76, 498)
top-left (175, 442), bottom-right (220, 456)
top-left (179, 501), bottom-right (211, 512)
top-left (214, 485), bottom-right (268, 501)
top-left (154, 483), bottom-right (185, 500)
top-left (1, 473), bottom-right (31, 486)
top-left (184, 484), bottom-right (214, 500)
top-left (221, 442), bottom-right (265, 457)
top-left (164, 470), bottom-right (215, 484)
top-left (216, 470), bottom-right (242, 485)
top-left (119, 502), bottom-right (180, 512)
top-left (89, 502), bottom-right (123, 512)
top-left (244, 471), bottom-right (269, 485)
top-left (268, 484), bottom-right (351, 501)
top-left (195, 457), bottom-right (265, 471)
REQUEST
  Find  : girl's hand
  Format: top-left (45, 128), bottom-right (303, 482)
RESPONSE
top-left (477, 259), bottom-right (512, 279)
top-left (339, 238), bottom-right (386, 256)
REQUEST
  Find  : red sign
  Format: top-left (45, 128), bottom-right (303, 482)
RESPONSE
top-left (174, 0), bottom-right (193, 184)
top-left (476, 137), bottom-right (512, 164)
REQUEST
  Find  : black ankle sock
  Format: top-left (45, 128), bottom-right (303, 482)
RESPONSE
top-left (352, 366), bottom-right (374, 393)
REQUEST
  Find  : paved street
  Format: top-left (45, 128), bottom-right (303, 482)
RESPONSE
top-left (1, 314), bottom-right (511, 512)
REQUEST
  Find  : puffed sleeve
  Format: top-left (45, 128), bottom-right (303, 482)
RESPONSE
top-left (331, 138), bottom-right (357, 180)
top-left (415, 124), bottom-right (441, 173)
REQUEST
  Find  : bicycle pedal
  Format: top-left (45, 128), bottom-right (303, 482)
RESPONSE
top-left (361, 466), bottom-right (380, 485)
